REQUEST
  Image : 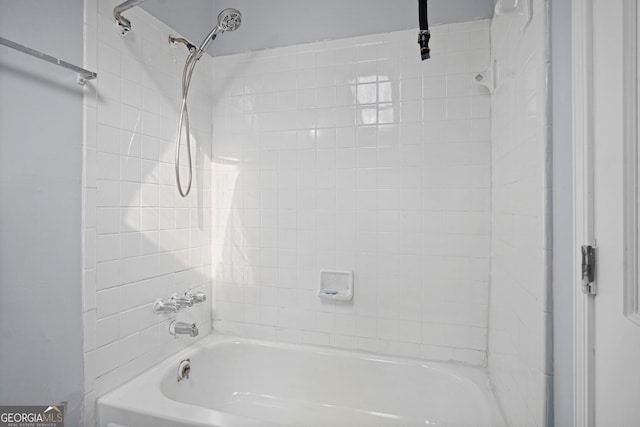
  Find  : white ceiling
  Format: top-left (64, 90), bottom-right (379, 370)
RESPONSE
top-left (141, 0), bottom-right (495, 56)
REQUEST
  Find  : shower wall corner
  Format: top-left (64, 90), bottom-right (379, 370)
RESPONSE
top-left (81, 0), bottom-right (215, 424)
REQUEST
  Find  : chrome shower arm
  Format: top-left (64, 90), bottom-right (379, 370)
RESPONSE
top-left (114, 0), bottom-right (147, 36)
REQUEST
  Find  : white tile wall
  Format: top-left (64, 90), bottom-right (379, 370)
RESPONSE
top-left (83, 1), bottom-right (212, 424)
top-left (488, 1), bottom-right (552, 426)
top-left (210, 21), bottom-right (492, 364)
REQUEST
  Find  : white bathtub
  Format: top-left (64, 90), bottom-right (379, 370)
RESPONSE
top-left (98, 334), bottom-right (505, 427)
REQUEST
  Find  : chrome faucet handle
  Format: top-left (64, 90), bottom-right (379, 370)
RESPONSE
top-left (170, 293), bottom-right (194, 308)
top-left (185, 291), bottom-right (207, 304)
top-left (153, 298), bottom-right (178, 314)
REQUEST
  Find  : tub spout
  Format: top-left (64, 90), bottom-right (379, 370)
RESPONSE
top-left (170, 321), bottom-right (198, 337)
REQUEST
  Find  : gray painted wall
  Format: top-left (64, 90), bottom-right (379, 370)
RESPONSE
top-left (551, 0), bottom-right (573, 425)
top-left (0, 0), bottom-right (84, 424)
top-left (141, 0), bottom-right (494, 56)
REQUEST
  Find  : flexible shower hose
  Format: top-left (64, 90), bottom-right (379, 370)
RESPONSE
top-left (175, 51), bottom-right (198, 198)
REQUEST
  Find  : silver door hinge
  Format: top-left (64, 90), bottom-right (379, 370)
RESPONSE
top-left (581, 245), bottom-right (597, 295)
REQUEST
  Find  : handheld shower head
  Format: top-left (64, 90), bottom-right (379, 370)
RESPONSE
top-left (217, 8), bottom-right (242, 32)
top-left (194, 8), bottom-right (242, 59)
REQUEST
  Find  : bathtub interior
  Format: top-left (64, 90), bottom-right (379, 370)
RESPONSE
top-left (164, 341), bottom-right (496, 426)
top-left (99, 335), bottom-right (506, 427)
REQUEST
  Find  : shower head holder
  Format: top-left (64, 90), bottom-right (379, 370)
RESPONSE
top-left (169, 35), bottom-right (197, 54)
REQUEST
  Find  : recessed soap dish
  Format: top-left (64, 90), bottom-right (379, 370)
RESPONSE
top-left (318, 270), bottom-right (353, 301)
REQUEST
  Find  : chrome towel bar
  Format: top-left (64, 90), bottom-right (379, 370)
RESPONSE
top-left (0, 36), bottom-right (97, 85)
